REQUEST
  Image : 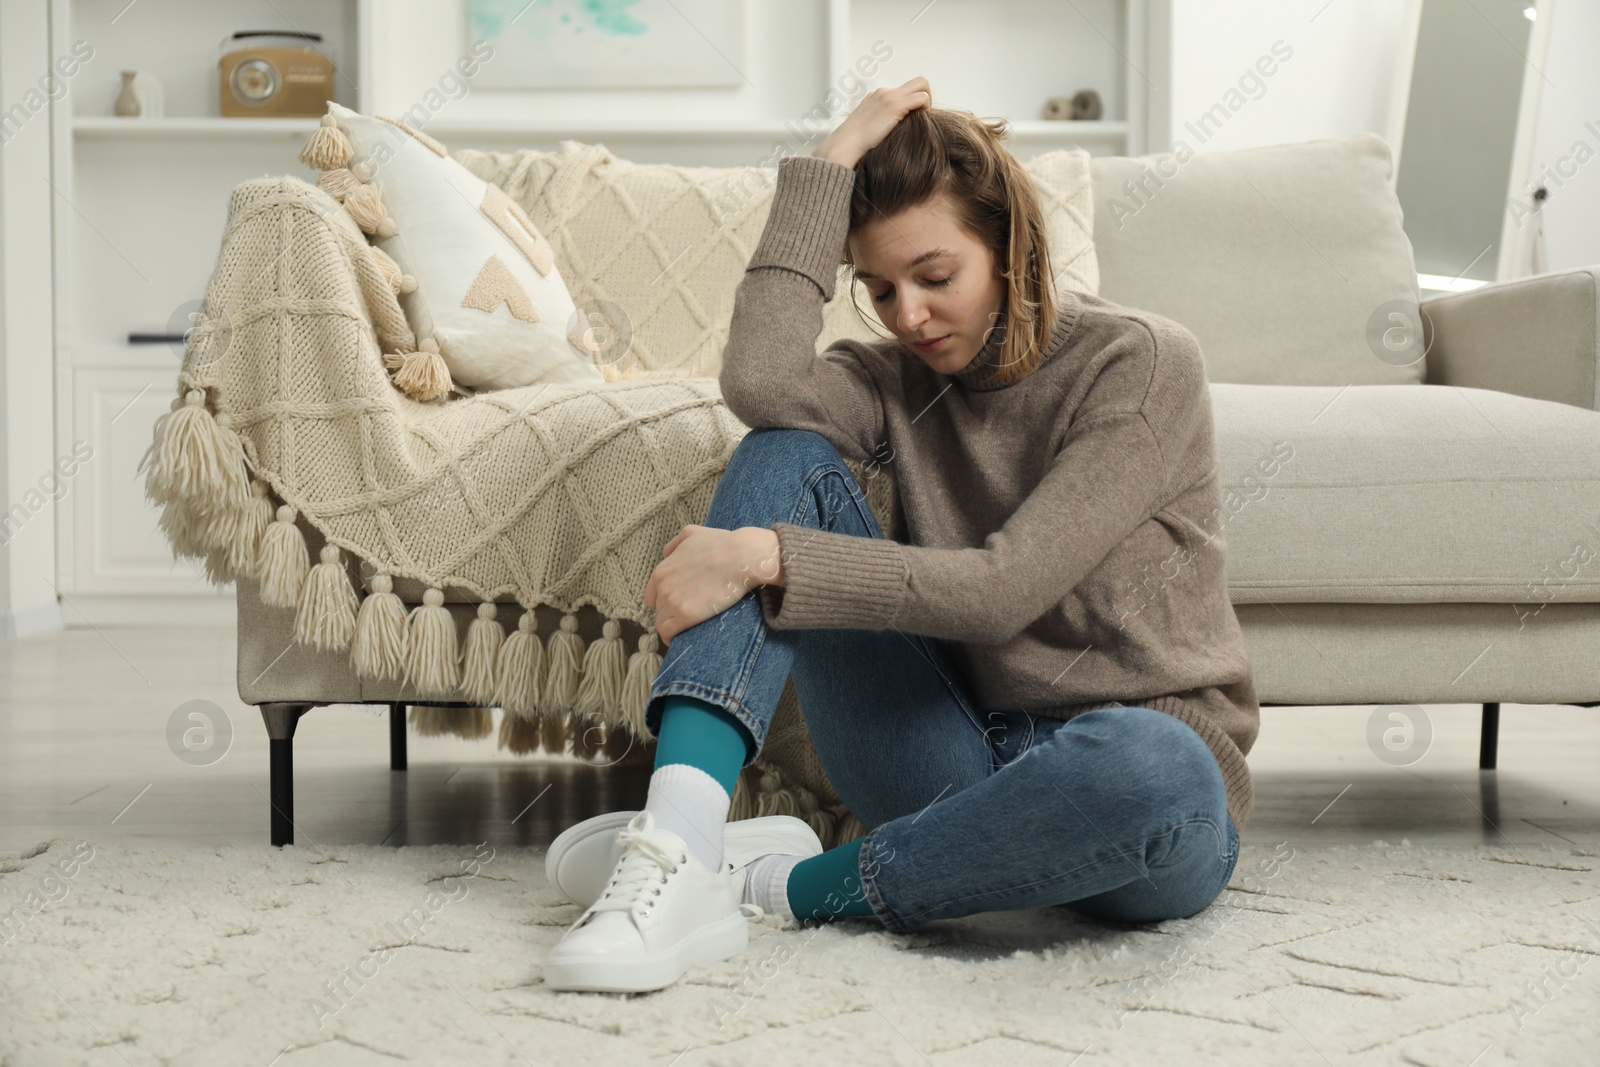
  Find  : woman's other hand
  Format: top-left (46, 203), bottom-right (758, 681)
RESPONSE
top-left (813, 76), bottom-right (932, 169)
top-left (643, 525), bottom-right (784, 646)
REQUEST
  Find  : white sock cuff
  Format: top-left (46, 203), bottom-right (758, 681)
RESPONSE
top-left (650, 762), bottom-right (732, 804)
top-left (750, 852), bottom-right (803, 923)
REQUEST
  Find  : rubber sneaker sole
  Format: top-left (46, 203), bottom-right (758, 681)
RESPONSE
top-left (547, 810), bottom-right (824, 909)
top-left (542, 909), bottom-right (750, 993)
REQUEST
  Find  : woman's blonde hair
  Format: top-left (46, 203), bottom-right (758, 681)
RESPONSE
top-left (842, 106), bottom-right (1057, 387)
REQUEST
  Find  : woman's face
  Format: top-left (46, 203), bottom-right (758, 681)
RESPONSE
top-left (848, 191), bottom-right (1007, 376)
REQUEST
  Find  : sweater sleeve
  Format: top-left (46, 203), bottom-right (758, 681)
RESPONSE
top-left (717, 153), bottom-right (887, 465)
top-left (754, 409), bottom-right (1168, 642)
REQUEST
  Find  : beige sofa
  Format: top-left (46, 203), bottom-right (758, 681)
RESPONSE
top-left (238, 132), bottom-right (1600, 845)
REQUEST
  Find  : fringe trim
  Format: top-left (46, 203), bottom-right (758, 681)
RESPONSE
top-left (727, 762), bottom-right (863, 850)
top-left (141, 382), bottom-right (866, 841)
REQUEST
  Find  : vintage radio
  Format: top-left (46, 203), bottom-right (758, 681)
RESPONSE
top-left (219, 31), bottom-right (335, 118)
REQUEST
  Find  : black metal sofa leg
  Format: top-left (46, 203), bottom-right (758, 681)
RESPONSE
top-left (1480, 702), bottom-right (1500, 770)
top-left (260, 703), bottom-right (313, 847)
top-left (390, 702), bottom-right (407, 771)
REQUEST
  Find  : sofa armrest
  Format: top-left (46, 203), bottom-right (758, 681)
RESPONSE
top-left (1422, 266), bottom-right (1600, 410)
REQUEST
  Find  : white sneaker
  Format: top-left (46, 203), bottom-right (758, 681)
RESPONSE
top-left (547, 810), bottom-right (824, 910)
top-left (542, 810), bottom-right (753, 993)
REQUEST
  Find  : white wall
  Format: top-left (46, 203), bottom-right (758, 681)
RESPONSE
top-left (1165, 0), bottom-right (1412, 154)
top-left (1164, 0), bottom-right (1598, 273)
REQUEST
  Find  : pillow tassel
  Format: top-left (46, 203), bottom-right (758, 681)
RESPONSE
top-left (342, 182), bottom-right (394, 236)
top-left (619, 631), bottom-right (662, 739)
top-left (573, 618), bottom-right (626, 722)
top-left (296, 544), bottom-right (359, 652)
top-left (351, 574), bottom-right (407, 682)
top-left (402, 587), bottom-right (461, 698)
top-left (385, 337), bottom-right (453, 403)
top-left (298, 113), bottom-right (353, 171)
top-left (461, 602), bottom-right (505, 705)
top-left (369, 245), bottom-right (416, 294)
top-left (315, 167), bottom-right (358, 201)
top-left (258, 505), bottom-right (310, 609)
top-left (493, 609), bottom-right (543, 720)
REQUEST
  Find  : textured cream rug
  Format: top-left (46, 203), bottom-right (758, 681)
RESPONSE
top-left (2, 835), bottom-right (1593, 1065)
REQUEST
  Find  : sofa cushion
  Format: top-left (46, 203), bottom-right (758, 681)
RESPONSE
top-left (452, 141), bottom-right (1099, 381)
top-left (1213, 382), bottom-right (1600, 605)
top-left (1092, 133), bottom-right (1422, 387)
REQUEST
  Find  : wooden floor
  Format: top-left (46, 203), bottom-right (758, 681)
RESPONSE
top-left (2, 624), bottom-right (1596, 853)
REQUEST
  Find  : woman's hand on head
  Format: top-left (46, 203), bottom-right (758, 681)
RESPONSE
top-left (642, 524), bottom-right (783, 646)
top-left (813, 76), bottom-right (932, 169)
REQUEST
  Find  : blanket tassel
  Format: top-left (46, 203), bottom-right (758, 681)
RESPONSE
top-left (493, 609), bottom-right (544, 720)
top-left (570, 714), bottom-right (605, 761)
top-left (538, 706), bottom-right (567, 757)
top-left (409, 704), bottom-right (492, 739)
top-left (498, 706), bottom-right (542, 755)
top-left (296, 544), bottom-right (359, 652)
top-left (258, 506), bottom-right (311, 608)
top-left (461, 602), bottom-right (505, 706)
top-left (218, 479), bottom-right (273, 579)
top-left (403, 587), bottom-right (461, 697)
top-left (573, 618), bottom-right (626, 723)
top-left (543, 613), bottom-right (585, 710)
top-left (138, 389), bottom-right (250, 510)
top-left (351, 574), bottom-right (407, 681)
top-left (619, 632), bottom-right (662, 739)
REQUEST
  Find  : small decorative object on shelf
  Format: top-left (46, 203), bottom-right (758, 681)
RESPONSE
top-left (219, 31), bottom-right (335, 118)
top-left (113, 70), bottom-right (163, 117)
top-left (1041, 89), bottom-right (1103, 121)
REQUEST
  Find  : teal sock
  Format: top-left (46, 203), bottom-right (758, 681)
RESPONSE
top-left (786, 841), bottom-right (876, 923)
top-left (653, 695), bottom-right (754, 795)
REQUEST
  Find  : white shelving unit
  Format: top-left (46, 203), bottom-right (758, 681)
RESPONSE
top-left (46, 0), bottom-right (1164, 623)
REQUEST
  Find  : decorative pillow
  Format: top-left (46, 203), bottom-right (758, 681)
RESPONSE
top-left (451, 141), bottom-right (1099, 381)
top-left (296, 103), bottom-right (605, 401)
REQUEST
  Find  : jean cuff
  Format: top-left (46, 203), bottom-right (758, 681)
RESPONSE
top-left (642, 681), bottom-right (767, 760)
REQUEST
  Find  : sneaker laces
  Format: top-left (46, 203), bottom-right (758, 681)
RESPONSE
top-left (587, 812), bottom-right (689, 919)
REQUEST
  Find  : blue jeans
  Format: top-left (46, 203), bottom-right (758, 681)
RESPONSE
top-left (644, 428), bottom-right (1240, 934)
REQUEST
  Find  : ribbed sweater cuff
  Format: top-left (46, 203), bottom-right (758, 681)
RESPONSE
top-left (755, 522), bottom-right (906, 631)
top-left (746, 154), bottom-right (856, 302)
top-left (1143, 695), bottom-right (1254, 836)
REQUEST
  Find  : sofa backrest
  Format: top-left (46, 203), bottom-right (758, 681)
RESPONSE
top-left (1089, 132), bottom-right (1423, 386)
top-left (453, 142), bottom-right (1099, 382)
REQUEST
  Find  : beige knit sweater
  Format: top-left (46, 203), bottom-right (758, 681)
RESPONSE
top-left (721, 153), bottom-right (1261, 833)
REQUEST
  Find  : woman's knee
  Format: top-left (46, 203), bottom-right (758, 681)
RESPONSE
top-left (1050, 707), bottom-right (1225, 812)
top-left (729, 427), bottom-right (841, 471)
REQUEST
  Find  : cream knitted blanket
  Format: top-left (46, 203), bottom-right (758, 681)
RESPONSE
top-left (141, 175), bottom-right (899, 848)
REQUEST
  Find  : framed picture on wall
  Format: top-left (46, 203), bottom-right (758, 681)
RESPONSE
top-left (465, 0), bottom-right (746, 89)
